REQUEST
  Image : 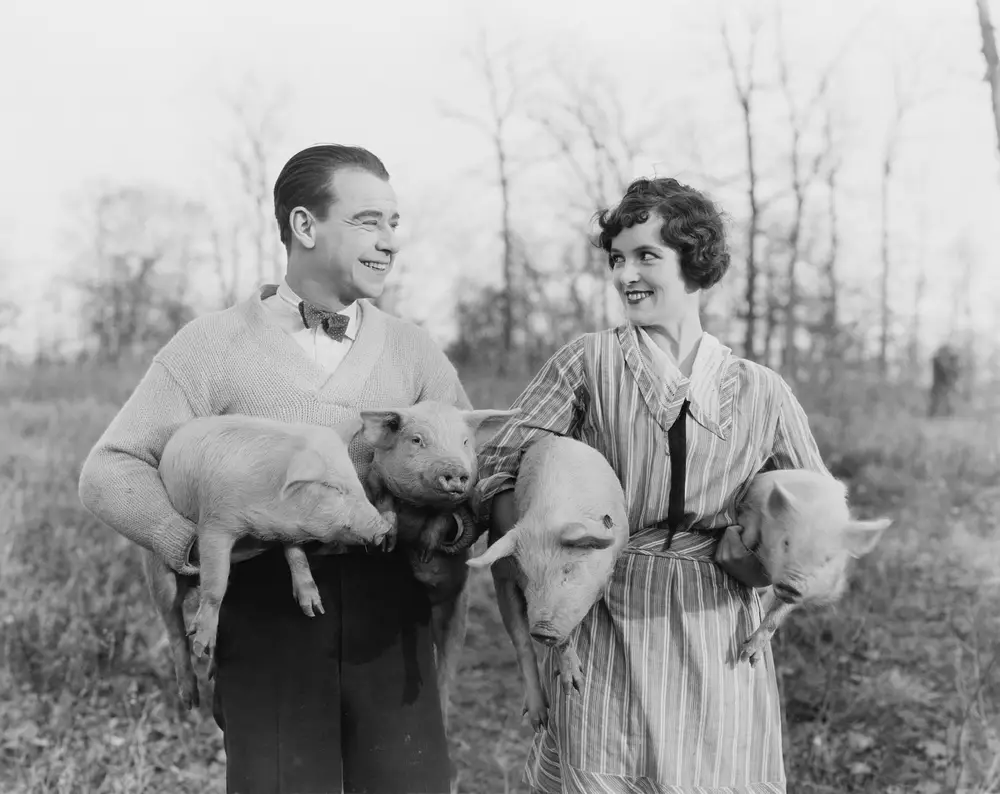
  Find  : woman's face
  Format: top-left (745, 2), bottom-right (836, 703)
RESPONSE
top-left (609, 216), bottom-right (699, 326)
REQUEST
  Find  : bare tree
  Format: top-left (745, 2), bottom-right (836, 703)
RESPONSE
top-left (76, 185), bottom-right (207, 361)
top-left (878, 67), bottom-right (912, 376)
top-left (440, 33), bottom-right (528, 372)
top-left (820, 109), bottom-right (843, 346)
top-left (976, 0), bottom-right (1000, 163)
top-left (773, 1), bottom-right (864, 376)
top-left (225, 87), bottom-right (287, 287)
top-left (722, 16), bottom-right (764, 362)
top-left (906, 184), bottom-right (931, 371)
top-left (529, 64), bottom-right (658, 329)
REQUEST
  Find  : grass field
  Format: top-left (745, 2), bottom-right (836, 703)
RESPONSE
top-left (1, 359), bottom-right (998, 793)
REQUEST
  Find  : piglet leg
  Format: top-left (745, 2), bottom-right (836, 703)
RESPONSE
top-left (364, 470), bottom-right (398, 552)
top-left (188, 523), bottom-right (236, 659)
top-left (491, 561), bottom-right (548, 732)
top-left (430, 585), bottom-right (469, 734)
top-left (556, 642), bottom-right (584, 694)
top-left (740, 599), bottom-right (796, 667)
top-left (142, 549), bottom-right (199, 709)
top-left (284, 544), bottom-right (323, 617)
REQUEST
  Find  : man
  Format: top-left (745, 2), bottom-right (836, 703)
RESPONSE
top-left (79, 144), bottom-right (468, 793)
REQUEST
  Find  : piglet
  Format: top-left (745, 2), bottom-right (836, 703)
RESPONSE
top-left (357, 401), bottom-right (517, 731)
top-left (468, 435), bottom-right (629, 732)
top-left (145, 414), bottom-right (392, 709)
top-left (734, 468), bottom-right (892, 666)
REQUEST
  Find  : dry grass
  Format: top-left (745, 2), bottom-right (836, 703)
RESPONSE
top-left (1, 360), bottom-right (998, 793)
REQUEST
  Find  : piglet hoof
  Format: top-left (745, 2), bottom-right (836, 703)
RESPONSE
top-left (379, 528), bottom-right (398, 554)
top-left (187, 614), bottom-right (217, 660)
top-left (419, 547), bottom-right (435, 564)
top-left (295, 584), bottom-right (325, 618)
top-left (189, 628), bottom-right (215, 660)
top-left (523, 693), bottom-right (549, 732)
top-left (178, 675), bottom-right (200, 711)
top-left (557, 647), bottom-right (584, 694)
top-left (738, 631), bottom-right (768, 667)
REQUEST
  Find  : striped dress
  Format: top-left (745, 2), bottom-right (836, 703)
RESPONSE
top-left (476, 325), bottom-right (829, 794)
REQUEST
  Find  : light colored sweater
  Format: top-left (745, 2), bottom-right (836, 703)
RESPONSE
top-left (78, 286), bottom-right (471, 576)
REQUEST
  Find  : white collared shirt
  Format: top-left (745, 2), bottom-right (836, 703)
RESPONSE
top-left (634, 325), bottom-right (731, 433)
top-left (261, 278), bottom-right (359, 374)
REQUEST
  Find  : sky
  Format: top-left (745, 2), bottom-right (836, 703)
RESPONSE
top-left (2, 0), bottom-right (999, 360)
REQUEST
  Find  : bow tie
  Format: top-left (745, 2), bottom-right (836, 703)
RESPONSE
top-left (297, 301), bottom-right (350, 342)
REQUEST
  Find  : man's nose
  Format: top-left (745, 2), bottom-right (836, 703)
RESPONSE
top-left (377, 227), bottom-right (399, 255)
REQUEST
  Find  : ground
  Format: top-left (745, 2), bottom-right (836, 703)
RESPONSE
top-left (1, 362), bottom-right (998, 793)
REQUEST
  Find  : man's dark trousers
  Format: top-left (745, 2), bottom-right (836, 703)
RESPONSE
top-left (211, 546), bottom-right (452, 794)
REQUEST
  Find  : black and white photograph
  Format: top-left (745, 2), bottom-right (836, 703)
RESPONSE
top-left (2, 1), bottom-right (999, 792)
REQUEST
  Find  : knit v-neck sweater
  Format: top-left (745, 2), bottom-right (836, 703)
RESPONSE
top-left (78, 286), bottom-right (471, 575)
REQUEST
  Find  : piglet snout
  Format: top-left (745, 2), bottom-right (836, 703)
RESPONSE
top-left (437, 469), bottom-right (470, 494)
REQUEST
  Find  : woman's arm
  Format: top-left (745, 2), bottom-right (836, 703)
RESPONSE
top-left (764, 376), bottom-right (830, 475)
top-left (476, 337), bottom-right (590, 542)
top-left (718, 374), bottom-right (829, 587)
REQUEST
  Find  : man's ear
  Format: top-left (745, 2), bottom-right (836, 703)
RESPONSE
top-left (290, 206), bottom-right (317, 250)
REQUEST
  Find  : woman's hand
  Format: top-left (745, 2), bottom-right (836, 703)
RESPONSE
top-left (715, 524), bottom-right (771, 588)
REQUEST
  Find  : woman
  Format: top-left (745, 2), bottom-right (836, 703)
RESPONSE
top-left (475, 177), bottom-right (830, 793)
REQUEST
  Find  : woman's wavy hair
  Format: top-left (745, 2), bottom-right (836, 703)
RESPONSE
top-left (594, 177), bottom-right (731, 289)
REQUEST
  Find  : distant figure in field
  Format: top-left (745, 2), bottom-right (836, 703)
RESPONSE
top-left (929, 343), bottom-right (962, 418)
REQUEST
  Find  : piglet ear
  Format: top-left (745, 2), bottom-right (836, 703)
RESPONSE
top-left (281, 449), bottom-right (328, 499)
top-left (467, 528), bottom-right (519, 568)
top-left (463, 409), bottom-right (520, 450)
top-left (360, 410), bottom-right (404, 449)
top-left (767, 481), bottom-right (796, 516)
top-left (843, 517), bottom-right (891, 558)
top-left (331, 415), bottom-right (364, 446)
top-left (559, 522), bottom-right (615, 550)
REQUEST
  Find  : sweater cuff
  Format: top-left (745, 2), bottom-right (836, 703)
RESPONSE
top-left (156, 516), bottom-right (199, 576)
top-left (475, 477), bottom-right (515, 534)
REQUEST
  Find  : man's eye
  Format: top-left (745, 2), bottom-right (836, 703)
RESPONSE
top-left (363, 219), bottom-right (379, 227)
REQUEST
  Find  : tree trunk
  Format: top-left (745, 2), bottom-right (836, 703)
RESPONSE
top-left (742, 96), bottom-right (760, 363)
top-left (878, 154), bottom-right (892, 376)
top-left (976, 0), bottom-right (1000, 163)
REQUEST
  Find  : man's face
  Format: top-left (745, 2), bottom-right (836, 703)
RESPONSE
top-left (307, 168), bottom-right (400, 304)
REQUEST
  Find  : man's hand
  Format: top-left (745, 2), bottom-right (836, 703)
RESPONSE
top-left (715, 524), bottom-right (771, 588)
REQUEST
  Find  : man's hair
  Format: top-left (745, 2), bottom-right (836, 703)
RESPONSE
top-left (595, 177), bottom-right (730, 289)
top-left (273, 144), bottom-right (390, 248)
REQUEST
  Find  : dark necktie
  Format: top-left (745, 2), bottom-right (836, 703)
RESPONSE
top-left (663, 399), bottom-right (690, 550)
top-left (297, 301), bottom-right (350, 342)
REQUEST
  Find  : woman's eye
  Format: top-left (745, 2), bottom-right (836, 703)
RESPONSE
top-left (640, 252), bottom-right (657, 261)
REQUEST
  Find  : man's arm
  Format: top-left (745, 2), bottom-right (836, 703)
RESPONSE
top-left (78, 358), bottom-right (208, 575)
top-left (415, 335), bottom-right (473, 411)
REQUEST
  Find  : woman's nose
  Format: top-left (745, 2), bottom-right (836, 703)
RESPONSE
top-left (618, 260), bottom-right (639, 284)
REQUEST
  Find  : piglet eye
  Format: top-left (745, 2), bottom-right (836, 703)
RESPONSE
top-left (412, 435), bottom-right (423, 446)
top-left (463, 438), bottom-right (469, 446)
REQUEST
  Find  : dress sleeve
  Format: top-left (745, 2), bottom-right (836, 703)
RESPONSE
top-left (475, 337), bottom-right (590, 526)
top-left (763, 375), bottom-right (831, 476)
